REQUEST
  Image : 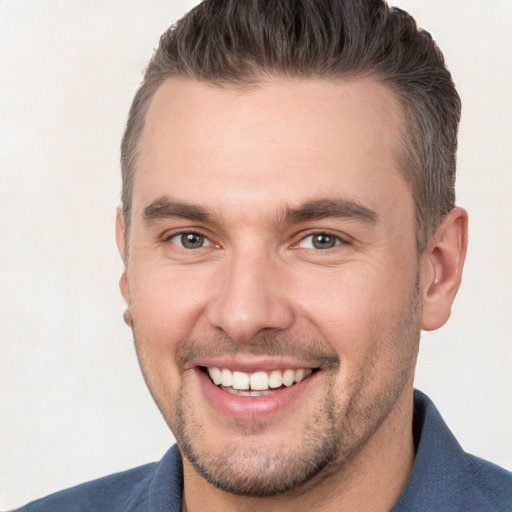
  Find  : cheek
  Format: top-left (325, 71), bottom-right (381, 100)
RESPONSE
top-left (296, 266), bottom-right (376, 328)
top-left (127, 266), bottom-right (209, 350)
top-left (296, 263), bottom-right (416, 360)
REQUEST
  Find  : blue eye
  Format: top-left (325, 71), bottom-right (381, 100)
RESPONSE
top-left (169, 232), bottom-right (211, 249)
top-left (299, 233), bottom-right (341, 250)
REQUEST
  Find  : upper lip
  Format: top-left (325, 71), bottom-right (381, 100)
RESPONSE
top-left (190, 356), bottom-right (320, 373)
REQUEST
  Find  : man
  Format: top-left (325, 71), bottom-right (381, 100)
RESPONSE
top-left (15, 0), bottom-right (512, 510)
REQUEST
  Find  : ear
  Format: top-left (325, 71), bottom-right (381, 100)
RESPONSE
top-left (420, 207), bottom-right (468, 331)
top-left (115, 208), bottom-right (130, 303)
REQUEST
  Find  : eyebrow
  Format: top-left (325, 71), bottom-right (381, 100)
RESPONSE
top-left (142, 196), bottom-right (215, 225)
top-left (282, 198), bottom-right (378, 225)
top-left (142, 195), bottom-right (378, 227)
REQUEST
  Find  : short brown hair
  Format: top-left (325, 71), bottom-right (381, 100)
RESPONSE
top-left (121, 0), bottom-right (461, 252)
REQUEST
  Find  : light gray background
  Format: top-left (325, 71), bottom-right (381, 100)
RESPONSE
top-left (1, 1), bottom-right (511, 509)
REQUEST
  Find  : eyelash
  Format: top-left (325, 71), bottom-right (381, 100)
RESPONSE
top-left (295, 231), bottom-right (347, 251)
top-left (164, 230), bottom-right (347, 252)
top-left (165, 231), bottom-right (215, 250)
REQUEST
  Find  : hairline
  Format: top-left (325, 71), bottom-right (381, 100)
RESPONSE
top-left (121, 72), bottom-right (427, 256)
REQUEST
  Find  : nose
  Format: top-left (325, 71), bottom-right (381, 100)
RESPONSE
top-left (206, 251), bottom-right (294, 343)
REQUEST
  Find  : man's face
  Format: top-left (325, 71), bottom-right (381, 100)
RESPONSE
top-left (119, 77), bottom-right (423, 496)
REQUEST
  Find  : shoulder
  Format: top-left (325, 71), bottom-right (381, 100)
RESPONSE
top-left (14, 463), bottom-right (156, 512)
top-left (393, 391), bottom-right (512, 512)
top-left (13, 445), bottom-right (183, 512)
top-left (465, 453), bottom-right (512, 509)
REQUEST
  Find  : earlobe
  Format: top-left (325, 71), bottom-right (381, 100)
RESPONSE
top-left (420, 207), bottom-right (468, 331)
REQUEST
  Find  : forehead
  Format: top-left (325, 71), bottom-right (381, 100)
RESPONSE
top-left (133, 77), bottom-right (410, 223)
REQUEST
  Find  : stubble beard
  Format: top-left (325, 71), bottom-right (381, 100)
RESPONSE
top-left (134, 278), bottom-right (422, 498)
top-left (175, 314), bottom-right (419, 496)
top-left (175, 365), bottom-right (342, 497)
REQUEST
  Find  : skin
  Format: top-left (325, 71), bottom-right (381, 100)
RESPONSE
top-left (116, 77), bottom-right (467, 512)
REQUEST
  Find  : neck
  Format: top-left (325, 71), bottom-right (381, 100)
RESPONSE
top-left (182, 388), bottom-right (415, 512)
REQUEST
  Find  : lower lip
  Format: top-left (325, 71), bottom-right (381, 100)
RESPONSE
top-left (196, 368), bottom-right (319, 420)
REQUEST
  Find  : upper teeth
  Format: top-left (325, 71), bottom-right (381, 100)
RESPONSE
top-left (207, 367), bottom-right (312, 391)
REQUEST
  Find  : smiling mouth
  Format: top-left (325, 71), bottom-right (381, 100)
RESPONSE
top-left (200, 366), bottom-right (317, 396)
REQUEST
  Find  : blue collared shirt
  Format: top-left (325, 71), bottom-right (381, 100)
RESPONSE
top-left (15, 390), bottom-right (512, 511)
